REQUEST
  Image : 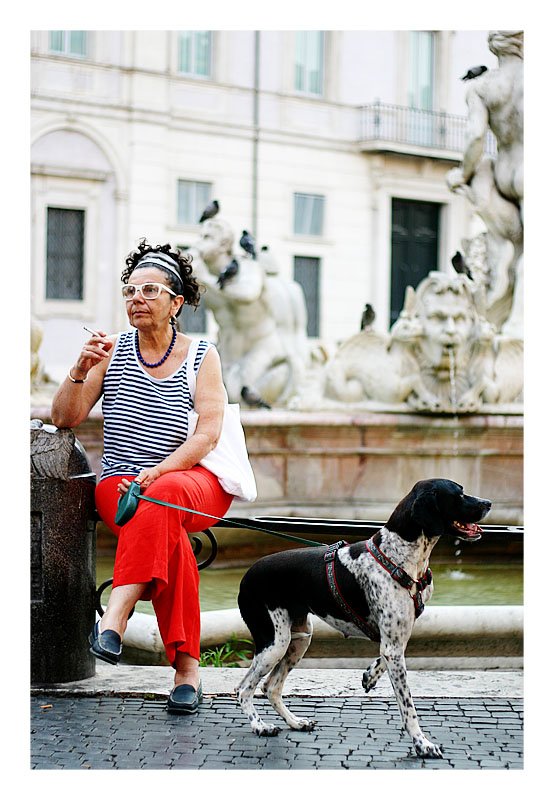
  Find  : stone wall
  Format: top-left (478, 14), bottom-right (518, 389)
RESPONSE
top-left (32, 406), bottom-right (523, 527)
top-left (243, 409), bottom-right (523, 524)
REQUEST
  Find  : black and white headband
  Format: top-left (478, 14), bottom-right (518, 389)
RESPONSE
top-left (133, 252), bottom-right (184, 290)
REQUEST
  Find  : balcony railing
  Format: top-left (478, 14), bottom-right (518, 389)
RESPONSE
top-left (359, 101), bottom-right (497, 157)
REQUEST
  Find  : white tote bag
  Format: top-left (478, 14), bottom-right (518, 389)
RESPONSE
top-left (185, 340), bottom-right (257, 502)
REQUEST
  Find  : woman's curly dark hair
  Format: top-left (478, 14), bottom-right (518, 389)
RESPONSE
top-left (122, 239), bottom-right (202, 316)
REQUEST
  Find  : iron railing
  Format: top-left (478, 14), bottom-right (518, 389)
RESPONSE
top-left (216, 516), bottom-right (522, 540)
top-left (359, 101), bottom-right (497, 157)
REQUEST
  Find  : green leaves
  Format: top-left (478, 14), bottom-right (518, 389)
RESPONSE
top-left (199, 634), bottom-right (254, 668)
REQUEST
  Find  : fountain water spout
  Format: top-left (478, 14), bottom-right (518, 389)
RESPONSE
top-left (447, 347), bottom-right (460, 458)
top-left (447, 348), bottom-right (457, 414)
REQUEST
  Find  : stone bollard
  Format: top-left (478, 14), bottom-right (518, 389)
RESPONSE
top-left (31, 420), bottom-right (97, 684)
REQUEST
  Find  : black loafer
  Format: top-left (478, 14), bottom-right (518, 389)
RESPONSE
top-left (167, 681), bottom-right (203, 714)
top-left (88, 621), bottom-right (122, 665)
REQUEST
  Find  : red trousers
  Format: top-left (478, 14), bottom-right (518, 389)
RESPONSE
top-left (95, 466), bottom-right (232, 666)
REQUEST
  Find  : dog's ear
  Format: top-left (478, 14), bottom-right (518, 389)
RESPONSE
top-left (411, 489), bottom-right (444, 538)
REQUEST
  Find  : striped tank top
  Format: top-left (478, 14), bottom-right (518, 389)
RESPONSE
top-left (100, 330), bottom-right (211, 481)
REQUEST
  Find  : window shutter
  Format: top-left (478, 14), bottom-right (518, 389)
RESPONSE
top-left (294, 256), bottom-right (320, 337)
top-left (46, 208), bottom-right (85, 300)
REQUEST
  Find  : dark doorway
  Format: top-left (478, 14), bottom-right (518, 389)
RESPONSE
top-left (390, 198), bottom-right (440, 327)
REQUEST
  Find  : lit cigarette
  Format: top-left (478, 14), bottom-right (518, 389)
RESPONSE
top-left (83, 325), bottom-right (101, 336)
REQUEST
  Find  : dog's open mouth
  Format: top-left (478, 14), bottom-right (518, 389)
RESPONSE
top-left (452, 521), bottom-right (482, 540)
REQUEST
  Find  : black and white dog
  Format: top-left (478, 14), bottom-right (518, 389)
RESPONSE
top-left (236, 478), bottom-right (491, 759)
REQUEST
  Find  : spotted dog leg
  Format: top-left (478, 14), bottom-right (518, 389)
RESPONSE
top-left (262, 623), bottom-right (315, 731)
top-left (236, 650), bottom-right (285, 736)
top-left (236, 609), bottom-right (292, 737)
top-left (362, 655), bottom-right (387, 692)
top-left (381, 646), bottom-right (443, 759)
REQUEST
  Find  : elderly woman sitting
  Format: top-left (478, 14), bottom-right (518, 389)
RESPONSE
top-left (51, 240), bottom-right (233, 714)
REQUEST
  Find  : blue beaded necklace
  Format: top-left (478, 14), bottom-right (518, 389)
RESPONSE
top-left (135, 326), bottom-right (177, 368)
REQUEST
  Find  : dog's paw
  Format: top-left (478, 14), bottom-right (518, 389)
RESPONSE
top-left (362, 670), bottom-right (377, 693)
top-left (290, 718), bottom-right (315, 732)
top-left (413, 734), bottom-right (443, 759)
top-left (255, 723), bottom-right (281, 737)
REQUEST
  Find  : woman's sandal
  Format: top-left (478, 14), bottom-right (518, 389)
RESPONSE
top-left (88, 621), bottom-right (122, 665)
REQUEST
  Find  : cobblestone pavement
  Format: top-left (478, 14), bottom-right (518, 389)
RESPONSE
top-left (31, 694), bottom-right (523, 770)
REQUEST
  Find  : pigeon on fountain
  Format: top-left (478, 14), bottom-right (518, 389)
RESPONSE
top-left (461, 65), bottom-right (488, 81)
top-left (198, 199), bottom-right (219, 223)
top-left (360, 303), bottom-right (376, 330)
top-left (451, 251), bottom-right (473, 280)
top-left (241, 386), bottom-right (271, 409)
top-left (258, 245), bottom-right (279, 274)
top-left (217, 258), bottom-right (239, 289)
top-left (240, 230), bottom-right (257, 259)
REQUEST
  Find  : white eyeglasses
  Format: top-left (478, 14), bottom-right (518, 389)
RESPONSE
top-left (122, 282), bottom-right (178, 301)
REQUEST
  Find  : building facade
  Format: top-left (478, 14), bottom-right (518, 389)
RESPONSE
top-left (31, 29), bottom-right (496, 381)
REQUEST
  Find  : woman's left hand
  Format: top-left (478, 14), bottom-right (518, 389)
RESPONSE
top-left (134, 466), bottom-right (163, 491)
top-left (117, 467), bottom-right (162, 496)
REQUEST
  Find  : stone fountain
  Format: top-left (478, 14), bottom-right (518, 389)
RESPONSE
top-left (319, 269), bottom-right (522, 413)
top-left (181, 214), bottom-right (522, 525)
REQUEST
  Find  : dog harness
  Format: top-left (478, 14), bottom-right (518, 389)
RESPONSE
top-left (324, 536), bottom-right (433, 642)
top-left (324, 541), bottom-right (381, 641)
top-left (366, 536), bottom-right (432, 619)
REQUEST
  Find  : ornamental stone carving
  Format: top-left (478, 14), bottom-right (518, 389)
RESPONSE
top-left (189, 217), bottom-right (310, 407)
top-left (320, 272), bottom-right (521, 412)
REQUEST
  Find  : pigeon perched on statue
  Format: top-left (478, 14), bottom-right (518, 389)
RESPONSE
top-left (199, 199), bottom-right (219, 223)
top-left (217, 258), bottom-right (239, 289)
top-left (241, 386), bottom-right (271, 409)
top-left (360, 303), bottom-right (376, 330)
top-left (258, 245), bottom-right (279, 275)
top-left (240, 230), bottom-right (257, 259)
top-left (461, 65), bottom-right (488, 82)
top-left (451, 250), bottom-right (473, 280)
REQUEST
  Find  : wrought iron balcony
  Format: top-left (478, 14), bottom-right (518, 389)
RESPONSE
top-left (358, 101), bottom-right (497, 158)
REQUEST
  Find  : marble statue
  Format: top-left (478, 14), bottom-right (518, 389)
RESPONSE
top-left (323, 272), bottom-right (521, 412)
top-left (189, 217), bottom-right (310, 406)
top-left (31, 317), bottom-right (43, 388)
top-left (447, 30), bottom-right (523, 338)
top-left (31, 316), bottom-right (58, 405)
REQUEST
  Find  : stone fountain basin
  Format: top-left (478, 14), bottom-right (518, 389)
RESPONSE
top-left (115, 605), bottom-right (523, 667)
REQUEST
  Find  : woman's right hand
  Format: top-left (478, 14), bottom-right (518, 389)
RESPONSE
top-left (117, 478), bottom-right (139, 497)
top-left (71, 330), bottom-right (113, 380)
